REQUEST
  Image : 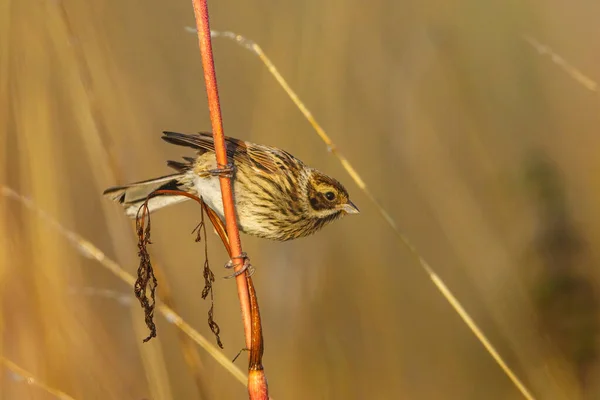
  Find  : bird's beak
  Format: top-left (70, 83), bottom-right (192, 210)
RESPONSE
top-left (341, 201), bottom-right (360, 214)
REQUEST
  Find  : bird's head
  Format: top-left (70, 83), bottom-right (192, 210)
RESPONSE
top-left (304, 170), bottom-right (359, 219)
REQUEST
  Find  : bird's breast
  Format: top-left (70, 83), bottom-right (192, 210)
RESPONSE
top-left (190, 168), bottom-right (319, 241)
top-left (192, 173), bottom-right (277, 239)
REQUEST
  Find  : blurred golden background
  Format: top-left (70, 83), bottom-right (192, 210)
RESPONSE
top-left (2, 0), bottom-right (600, 398)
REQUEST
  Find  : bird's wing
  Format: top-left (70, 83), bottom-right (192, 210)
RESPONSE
top-left (162, 131), bottom-right (296, 175)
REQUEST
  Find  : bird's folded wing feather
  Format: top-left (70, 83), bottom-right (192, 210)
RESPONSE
top-left (163, 131), bottom-right (295, 175)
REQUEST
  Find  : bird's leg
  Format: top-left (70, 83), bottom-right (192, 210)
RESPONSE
top-left (208, 162), bottom-right (236, 178)
top-left (224, 252), bottom-right (255, 279)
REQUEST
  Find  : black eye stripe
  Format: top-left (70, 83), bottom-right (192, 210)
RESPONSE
top-left (307, 174), bottom-right (348, 211)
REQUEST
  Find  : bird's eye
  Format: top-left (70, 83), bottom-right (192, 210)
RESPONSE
top-left (324, 191), bottom-right (336, 201)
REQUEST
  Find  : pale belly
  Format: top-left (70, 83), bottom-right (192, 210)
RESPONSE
top-left (192, 174), bottom-right (265, 236)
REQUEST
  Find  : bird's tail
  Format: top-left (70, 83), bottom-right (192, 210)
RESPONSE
top-left (103, 173), bottom-right (192, 218)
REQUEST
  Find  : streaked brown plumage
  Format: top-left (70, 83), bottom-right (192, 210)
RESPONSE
top-left (103, 131), bottom-right (359, 241)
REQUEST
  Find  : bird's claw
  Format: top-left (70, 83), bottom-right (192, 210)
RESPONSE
top-left (224, 252), bottom-right (254, 279)
top-left (208, 163), bottom-right (236, 178)
top-left (224, 252), bottom-right (247, 269)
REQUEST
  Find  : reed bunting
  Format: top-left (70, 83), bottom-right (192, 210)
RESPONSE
top-left (103, 131), bottom-right (359, 241)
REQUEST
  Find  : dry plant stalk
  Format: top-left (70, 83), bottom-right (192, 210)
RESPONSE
top-left (199, 29), bottom-right (536, 400)
top-left (1, 186), bottom-right (249, 387)
top-left (190, 1), bottom-right (268, 398)
top-left (523, 34), bottom-right (597, 92)
top-left (1, 357), bottom-right (76, 400)
top-left (134, 202), bottom-right (158, 342)
top-left (200, 198), bottom-right (268, 398)
top-left (133, 190), bottom-right (223, 347)
top-left (194, 201), bottom-right (224, 349)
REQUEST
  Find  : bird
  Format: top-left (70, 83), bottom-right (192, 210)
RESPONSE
top-left (103, 131), bottom-right (359, 241)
